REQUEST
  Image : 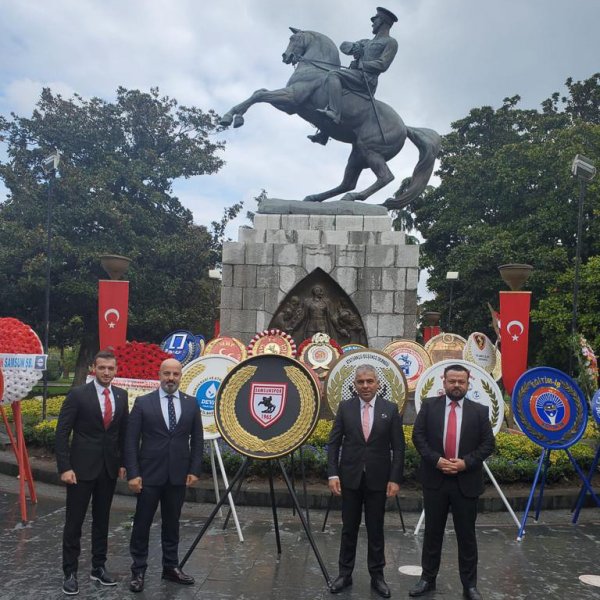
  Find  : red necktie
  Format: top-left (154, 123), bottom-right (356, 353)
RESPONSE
top-left (444, 401), bottom-right (458, 459)
top-left (362, 402), bottom-right (371, 441)
top-left (103, 388), bottom-right (112, 429)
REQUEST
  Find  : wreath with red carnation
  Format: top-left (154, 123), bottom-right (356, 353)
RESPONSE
top-left (94, 341), bottom-right (173, 380)
top-left (296, 332), bottom-right (342, 380)
top-left (297, 333), bottom-right (343, 357)
top-left (0, 317), bottom-right (44, 404)
top-left (247, 329), bottom-right (297, 357)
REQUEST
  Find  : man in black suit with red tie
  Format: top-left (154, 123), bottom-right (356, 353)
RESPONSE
top-left (125, 358), bottom-right (203, 593)
top-left (55, 350), bottom-right (129, 595)
top-left (327, 364), bottom-right (405, 598)
top-left (410, 364), bottom-right (495, 600)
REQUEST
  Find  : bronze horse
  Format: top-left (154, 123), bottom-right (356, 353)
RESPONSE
top-left (220, 28), bottom-right (441, 209)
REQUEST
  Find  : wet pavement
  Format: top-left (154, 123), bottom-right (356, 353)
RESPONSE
top-left (1, 472), bottom-right (600, 599)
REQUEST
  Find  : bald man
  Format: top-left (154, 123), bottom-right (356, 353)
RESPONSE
top-left (125, 359), bottom-right (203, 593)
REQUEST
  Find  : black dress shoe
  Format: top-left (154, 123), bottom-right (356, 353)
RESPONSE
top-left (90, 567), bottom-right (117, 586)
top-left (409, 578), bottom-right (436, 597)
top-left (463, 587), bottom-right (483, 600)
top-left (329, 574), bottom-right (352, 593)
top-left (62, 573), bottom-right (79, 595)
top-left (129, 574), bottom-right (144, 593)
top-left (162, 566), bottom-right (195, 585)
top-left (371, 577), bottom-right (391, 598)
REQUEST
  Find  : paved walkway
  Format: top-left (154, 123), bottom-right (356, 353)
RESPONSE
top-left (1, 471), bottom-right (600, 599)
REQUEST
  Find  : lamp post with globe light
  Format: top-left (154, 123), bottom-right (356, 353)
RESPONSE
top-left (41, 149), bottom-right (60, 420)
top-left (569, 154), bottom-right (596, 374)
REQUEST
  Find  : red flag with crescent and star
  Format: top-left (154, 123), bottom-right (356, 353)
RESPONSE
top-left (499, 291), bottom-right (531, 395)
top-left (98, 280), bottom-right (129, 350)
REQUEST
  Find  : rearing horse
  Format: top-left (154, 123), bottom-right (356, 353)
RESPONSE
top-left (220, 29), bottom-right (441, 208)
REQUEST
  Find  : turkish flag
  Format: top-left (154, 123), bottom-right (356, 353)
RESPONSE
top-left (499, 291), bottom-right (531, 395)
top-left (423, 325), bottom-right (441, 343)
top-left (98, 280), bottom-right (129, 350)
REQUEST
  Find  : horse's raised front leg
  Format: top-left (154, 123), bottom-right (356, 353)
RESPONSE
top-left (220, 87), bottom-right (298, 128)
top-left (304, 147), bottom-right (364, 202)
top-left (339, 145), bottom-right (394, 202)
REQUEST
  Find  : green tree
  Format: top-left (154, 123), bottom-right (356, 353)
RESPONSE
top-left (0, 87), bottom-right (238, 382)
top-left (398, 74), bottom-right (600, 370)
top-left (532, 256), bottom-right (600, 367)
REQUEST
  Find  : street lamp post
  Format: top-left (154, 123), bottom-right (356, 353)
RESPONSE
top-left (570, 154), bottom-right (596, 374)
top-left (41, 149), bottom-right (60, 420)
top-left (446, 271), bottom-right (459, 332)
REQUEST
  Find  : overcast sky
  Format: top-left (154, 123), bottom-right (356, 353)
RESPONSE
top-left (1, 0), bottom-right (599, 285)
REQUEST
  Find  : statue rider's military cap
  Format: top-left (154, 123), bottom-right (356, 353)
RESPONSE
top-left (372, 7), bottom-right (398, 24)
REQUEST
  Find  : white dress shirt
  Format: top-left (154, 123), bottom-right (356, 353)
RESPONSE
top-left (159, 388), bottom-right (182, 428)
top-left (93, 379), bottom-right (115, 422)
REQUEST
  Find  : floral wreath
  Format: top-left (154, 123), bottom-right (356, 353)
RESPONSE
top-left (247, 329), bottom-right (297, 357)
top-left (297, 332), bottom-right (343, 357)
top-left (0, 317), bottom-right (44, 405)
top-left (94, 341), bottom-right (173, 380)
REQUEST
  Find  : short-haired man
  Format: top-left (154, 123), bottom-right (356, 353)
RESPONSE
top-left (125, 358), bottom-right (203, 593)
top-left (410, 364), bottom-right (495, 600)
top-left (55, 350), bottom-right (129, 595)
top-left (327, 364), bottom-right (405, 598)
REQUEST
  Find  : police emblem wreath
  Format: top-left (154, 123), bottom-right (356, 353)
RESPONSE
top-left (512, 367), bottom-right (588, 450)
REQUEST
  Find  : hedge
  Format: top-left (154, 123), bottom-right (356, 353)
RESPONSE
top-left (3, 397), bottom-right (599, 484)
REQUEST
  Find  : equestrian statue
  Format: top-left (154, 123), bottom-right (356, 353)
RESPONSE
top-left (219, 7), bottom-right (441, 210)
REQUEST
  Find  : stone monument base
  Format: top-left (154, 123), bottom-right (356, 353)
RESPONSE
top-left (220, 209), bottom-right (419, 349)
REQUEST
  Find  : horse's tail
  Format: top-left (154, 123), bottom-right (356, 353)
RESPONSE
top-left (383, 127), bottom-right (441, 210)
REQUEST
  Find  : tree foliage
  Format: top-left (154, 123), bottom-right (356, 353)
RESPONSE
top-left (399, 74), bottom-right (600, 370)
top-left (0, 87), bottom-right (238, 380)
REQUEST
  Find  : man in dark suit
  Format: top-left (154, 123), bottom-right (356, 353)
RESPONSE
top-left (125, 358), bottom-right (203, 593)
top-left (55, 350), bottom-right (129, 596)
top-left (410, 364), bottom-right (495, 600)
top-left (327, 364), bottom-right (405, 598)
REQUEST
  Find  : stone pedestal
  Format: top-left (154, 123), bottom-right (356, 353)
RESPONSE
top-left (220, 213), bottom-right (419, 347)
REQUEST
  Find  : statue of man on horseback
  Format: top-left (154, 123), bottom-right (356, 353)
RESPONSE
top-left (219, 7), bottom-right (440, 209)
top-left (312, 6), bottom-right (398, 146)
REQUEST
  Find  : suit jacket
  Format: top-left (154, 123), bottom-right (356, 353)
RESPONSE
top-left (124, 390), bottom-right (203, 486)
top-left (327, 394), bottom-right (405, 491)
top-left (55, 381), bottom-right (129, 480)
top-left (412, 396), bottom-right (495, 498)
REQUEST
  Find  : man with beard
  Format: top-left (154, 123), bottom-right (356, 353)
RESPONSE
top-left (409, 365), bottom-right (494, 600)
top-left (125, 358), bottom-right (203, 593)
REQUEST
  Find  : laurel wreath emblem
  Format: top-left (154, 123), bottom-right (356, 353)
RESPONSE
top-left (217, 364), bottom-right (318, 458)
top-left (419, 375), bottom-right (501, 431)
top-left (180, 363), bottom-right (206, 391)
top-left (381, 367), bottom-right (407, 413)
top-left (327, 364), bottom-right (354, 414)
top-left (481, 379), bottom-right (500, 430)
top-left (419, 377), bottom-right (435, 402)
